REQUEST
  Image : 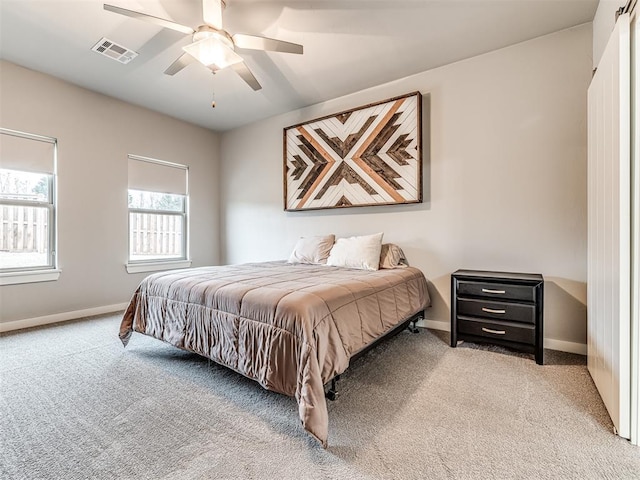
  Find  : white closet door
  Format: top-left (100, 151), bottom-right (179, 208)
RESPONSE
top-left (631, 12), bottom-right (639, 447)
top-left (587, 13), bottom-right (631, 439)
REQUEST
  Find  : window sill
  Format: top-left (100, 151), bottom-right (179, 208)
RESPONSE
top-left (0, 269), bottom-right (61, 286)
top-left (126, 260), bottom-right (192, 274)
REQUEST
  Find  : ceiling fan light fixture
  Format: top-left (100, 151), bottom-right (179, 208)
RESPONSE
top-left (183, 36), bottom-right (243, 70)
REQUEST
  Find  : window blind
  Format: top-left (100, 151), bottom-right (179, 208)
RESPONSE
top-left (128, 155), bottom-right (187, 195)
top-left (0, 129), bottom-right (56, 174)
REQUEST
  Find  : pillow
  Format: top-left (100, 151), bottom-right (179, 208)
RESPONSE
top-left (379, 243), bottom-right (409, 269)
top-left (287, 234), bottom-right (335, 265)
top-left (326, 232), bottom-right (384, 271)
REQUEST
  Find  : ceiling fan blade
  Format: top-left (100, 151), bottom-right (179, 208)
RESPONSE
top-left (164, 53), bottom-right (196, 76)
top-left (202, 0), bottom-right (223, 30)
top-left (103, 4), bottom-right (194, 35)
top-left (231, 62), bottom-right (262, 91)
top-left (232, 34), bottom-right (303, 55)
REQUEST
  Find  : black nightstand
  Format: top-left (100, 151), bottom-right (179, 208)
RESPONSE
top-left (450, 270), bottom-right (544, 365)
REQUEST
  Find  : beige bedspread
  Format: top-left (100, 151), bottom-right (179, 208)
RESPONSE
top-left (120, 261), bottom-right (430, 447)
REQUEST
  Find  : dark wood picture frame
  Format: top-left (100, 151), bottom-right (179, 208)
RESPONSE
top-left (283, 91), bottom-right (423, 211)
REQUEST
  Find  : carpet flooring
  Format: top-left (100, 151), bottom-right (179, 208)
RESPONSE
top-left (1, 313), bottom-right (639, 479)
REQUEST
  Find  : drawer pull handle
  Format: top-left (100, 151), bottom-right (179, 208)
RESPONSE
top-left (482, 307), bottom-right (506, 314)
top-left (482, 327), bottom-right (506, 335)
top-left (482, 288), bottom-right (506, 294)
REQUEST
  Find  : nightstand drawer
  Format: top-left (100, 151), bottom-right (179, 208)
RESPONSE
top-left (457, 316), bottom-right (535, 344)
top-left (457, 280), bottom-right (536, 302)
top-left (457, 297), bottom-right (535, 324)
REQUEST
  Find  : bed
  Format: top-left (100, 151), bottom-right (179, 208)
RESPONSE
top-left (120, 260), bottom-right (430, 447)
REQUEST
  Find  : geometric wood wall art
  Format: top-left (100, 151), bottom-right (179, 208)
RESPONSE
top-left (283, 91), bottom-right (422, 211)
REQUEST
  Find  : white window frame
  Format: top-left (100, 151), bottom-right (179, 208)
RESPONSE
top-left (126, 155), bottom-right (190, 274)
top-left (0, 128), bottom-right (59, 286)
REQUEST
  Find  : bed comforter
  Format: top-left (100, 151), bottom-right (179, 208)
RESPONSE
top-left (120, 261), bottom-right (430, 446)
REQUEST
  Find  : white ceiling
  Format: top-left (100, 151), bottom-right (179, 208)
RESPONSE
top-left (0, 0), bottom-right (598, 132)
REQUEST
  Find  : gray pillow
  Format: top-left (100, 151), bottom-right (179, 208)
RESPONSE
top-left (379, 243), bottom-right (409, 269)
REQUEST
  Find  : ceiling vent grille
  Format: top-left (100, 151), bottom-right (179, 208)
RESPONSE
top-left (91, 37), bottom-right (138, 64)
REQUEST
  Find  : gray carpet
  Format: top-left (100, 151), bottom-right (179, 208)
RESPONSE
top-left (1, 314), bottom-right (638, 480)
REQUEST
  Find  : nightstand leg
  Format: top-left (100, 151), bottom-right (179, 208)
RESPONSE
top-left (535, 347), bottom-right (544, 365)
top-left (450, 274), bottom-right (458, 347)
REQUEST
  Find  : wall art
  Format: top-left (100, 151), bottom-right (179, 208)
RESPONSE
top-left (283, 91), bottom-right (422, 211)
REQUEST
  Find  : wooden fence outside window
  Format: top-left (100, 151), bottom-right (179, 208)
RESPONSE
top-left (0, 205), bottom-right (48, 253)
top-left (129, 212), bottom-right (183, 257)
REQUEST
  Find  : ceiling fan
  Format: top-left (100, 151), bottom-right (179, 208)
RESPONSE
top-left (103, 0), bottom-right (303, 91)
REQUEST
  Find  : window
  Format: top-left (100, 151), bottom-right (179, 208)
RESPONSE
top-left (127, 155), bottom-right (189, 273)
top-left (0, 128), bottom-right (58, 285)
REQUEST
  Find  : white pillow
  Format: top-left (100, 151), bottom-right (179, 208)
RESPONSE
top-left (287, 234), bottom-right (335, 265)
top-left (326, 232), bottom-right (384, 271)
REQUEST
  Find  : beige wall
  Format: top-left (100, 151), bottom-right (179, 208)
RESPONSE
top-left (220, 25), bottom-right (592, 347)
top-left (592, 0), bottom-right (627, 68)
top-left (0, 61), bottom-right (220, 323)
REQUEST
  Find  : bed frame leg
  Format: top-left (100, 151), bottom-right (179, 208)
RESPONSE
top-left (407, 315), bottom-right (421, 334)
top-left (325, 375), bottom-right (340, 401)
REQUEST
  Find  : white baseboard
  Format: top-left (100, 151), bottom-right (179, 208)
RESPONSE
top-left (421, 319), bottom-right (448, 331)
top-left (417, 319), bottom-right (587, 355)
top-left (543, 338), bottom-right (587, 355)
top-left (0, 303), bottom-right (129, 333)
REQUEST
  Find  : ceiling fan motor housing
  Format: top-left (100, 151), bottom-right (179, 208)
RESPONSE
top-left (193, 25), bottom-right (235, 50)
